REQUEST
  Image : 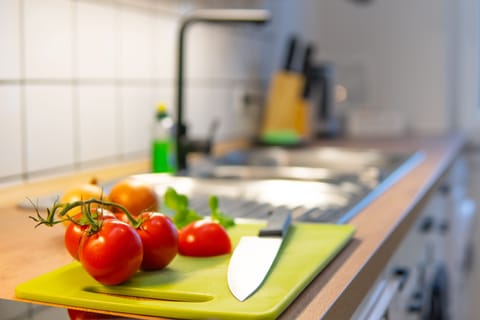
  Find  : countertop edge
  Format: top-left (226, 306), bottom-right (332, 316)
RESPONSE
top-left (279, 134), bottom-right (466, 319)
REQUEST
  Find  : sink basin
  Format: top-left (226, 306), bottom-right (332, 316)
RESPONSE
top-left (181, 146), bottom-right (425, 223)
top-left (130, 174), bottom-right (365, 222)
top-left (194, 165), bottom-right (381, 189)
top-left (188, 146), bottom-right (416, 189)
top-left (211, 146), bottom-right (407, 172)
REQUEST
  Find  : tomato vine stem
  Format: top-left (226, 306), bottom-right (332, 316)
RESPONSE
top-left (29, 198), bottom-right (142, 231)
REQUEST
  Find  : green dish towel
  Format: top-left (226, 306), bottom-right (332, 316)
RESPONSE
top-left (260, 130), bottom-right (302, 146)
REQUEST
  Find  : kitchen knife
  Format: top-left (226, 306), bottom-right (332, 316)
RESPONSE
top-left (294, 43), bottom-right (314, 138)
top-left (227, 210), bottom-right (292, 301)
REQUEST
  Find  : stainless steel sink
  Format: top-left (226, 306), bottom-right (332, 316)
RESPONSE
top-left (187, 146), bottom-right (420, 190)
top-left (131, 146), bottom-right (423, 224)
top-left (180, 146), bottom-right (425, 223)
top-left (220, 146), bottom-right (388, 164)
top-left (130, 174), bottom-right (366, 222)
top-left (209, 146), bottom-right (407, 173)
top-left (193, 165), bottom-right (382, 191)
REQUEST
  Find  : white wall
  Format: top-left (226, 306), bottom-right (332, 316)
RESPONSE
top-left (269, 0), bottom-right (452, 136)
top-left (0, 0), bottom-right (270, 184)
top-left (450, 0), bottom-right (480, 145)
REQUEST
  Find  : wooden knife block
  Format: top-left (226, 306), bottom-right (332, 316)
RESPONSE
top-left (260, 72), bottom-right (306, 140)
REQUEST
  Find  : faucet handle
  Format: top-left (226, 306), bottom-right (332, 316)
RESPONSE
top-left (184, 119), bottom-right (219, 157)
top-left (206, 118), bottom-right (220, 153)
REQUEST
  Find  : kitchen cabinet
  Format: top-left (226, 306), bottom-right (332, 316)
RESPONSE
top-left (351, 155), bottom-right (476, 320)
top-left (0, 135), bottom-right (468, 320)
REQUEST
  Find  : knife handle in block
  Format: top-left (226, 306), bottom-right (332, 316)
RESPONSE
top-left (259, 211), bottom-right (292, 238)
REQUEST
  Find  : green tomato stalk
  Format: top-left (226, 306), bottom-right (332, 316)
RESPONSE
top-left (29, 197), bottom-right (141, 234)
top-left (29, 186), bottom-right (236, 232)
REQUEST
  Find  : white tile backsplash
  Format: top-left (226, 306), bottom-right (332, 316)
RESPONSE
top-left (0, 0), bottom-right (21, 79)
top-left (187, 25), bottom-right (230, 79)
top-left (151, 84), bottom-right (175, 113)
top-left (24, 0), bottom-right (73, 79)
top-left (120, 86), bottom-right (154, 155)
top-left (25, 85), bottom-right (74, 172)
top-left (152, 13), bottom-right (178, 80)
top-left (0, 0), bottom-right (268, 183)
top-left (186, 86), bottom-right (239, 140)
top-left (186, 24), bottom-right (268, 81)
top-left (234, 31), bottom-right (269, 79)
top-left (0, 85), bottom-right (22, 178)
top-left (119, 7), bottom-right (154, 79)
top-left (76, 0), bottom-right (117, 79)
top-left (77, 85), bottom-right (118, 162)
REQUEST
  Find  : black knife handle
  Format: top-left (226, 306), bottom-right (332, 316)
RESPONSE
top-left (301, 44), bottom-right (314, 74)
top-left (283, 35), bottom-right (298, 71)
top-left (259, 210), bottom-right (292, 238)
top-left (301, 44), bottom-right (315, 98)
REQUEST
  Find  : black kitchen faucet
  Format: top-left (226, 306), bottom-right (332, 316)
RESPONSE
top-left (175, 9), bottom-right (270, 171)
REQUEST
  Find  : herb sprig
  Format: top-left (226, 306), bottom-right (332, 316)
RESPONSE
top-left (163, 187), bottom-right (235, 229)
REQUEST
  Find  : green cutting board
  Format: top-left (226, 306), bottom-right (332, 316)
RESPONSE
top-left (16, 222), bottom-right (355, 320)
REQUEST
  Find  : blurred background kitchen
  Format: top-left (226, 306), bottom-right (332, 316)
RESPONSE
top-left (1, 0), bottom-right (480, 319)
top-left (4, 0), bottom-right (478, 184)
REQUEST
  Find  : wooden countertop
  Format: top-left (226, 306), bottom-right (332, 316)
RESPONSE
top-left (0, 134), bottom-right (465, 319)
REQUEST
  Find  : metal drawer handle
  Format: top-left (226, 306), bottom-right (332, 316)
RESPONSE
top-left (364, 268), bottom-right (409, 320)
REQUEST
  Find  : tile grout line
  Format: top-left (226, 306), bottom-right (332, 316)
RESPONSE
top-left (18, 0), bottom-right (28, 182)
top-left (72, 0), bottom-right (81, 170)
top-left (115, 0), bottom-right (124, 162)
top-left (0, 78), bottom-right (265, 85)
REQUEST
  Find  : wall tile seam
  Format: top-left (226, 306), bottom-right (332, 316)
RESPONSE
top-left (1, 162), bottom-right (79, 185)
top-left (0, 78), bottom-right (264, 84)
top-left (72, 0), bottom-right (80, 171)
top-left (78, 0), bottom-right (184, 18)
top-left (18, 0), bottom-right (27, 181)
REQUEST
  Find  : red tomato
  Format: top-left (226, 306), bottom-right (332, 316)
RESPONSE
top-left (64, 209), bottom-right (117, 260)
top-left (65, 220), bottom-right (88, 260)
top-left (178, 220), bottom-right (231, 257)
top-left (79, 219), bottom-right (143, 285)
top-left (67, 309), bottom-right (118, 319)
top-left (136, 212), bottom-right (178, 270)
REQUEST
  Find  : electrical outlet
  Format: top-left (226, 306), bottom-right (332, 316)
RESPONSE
top-left (232, 87), bottom-right (247, 116)
top-left (335, 59), bottom-right (371, 110)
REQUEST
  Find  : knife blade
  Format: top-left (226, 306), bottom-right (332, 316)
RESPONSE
top-left (227, 209), bottom-right (292, 301)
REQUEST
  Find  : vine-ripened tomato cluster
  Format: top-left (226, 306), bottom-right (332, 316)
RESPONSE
top-left (29, 185), bottom-right (234, 286)
top-left (31, 198), bottom-right (178, 285)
